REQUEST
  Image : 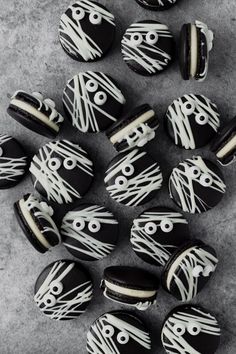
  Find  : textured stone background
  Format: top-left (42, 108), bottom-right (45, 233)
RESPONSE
top-left (0, 0), bottom-right (235, 353)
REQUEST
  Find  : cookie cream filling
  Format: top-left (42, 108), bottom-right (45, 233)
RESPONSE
top-left (104, 280), bottom-right (156, 298)
top-left (216, 135), bottom-right (236, 160)
top-left (190, 24), bottom-right (198, 78)
top-left (19, 199), bottom-right (51, 249)
top-left (10, 99), bottom-right (59, 132)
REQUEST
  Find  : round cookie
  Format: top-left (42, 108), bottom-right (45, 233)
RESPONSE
top-left (101, 266), bottom-right (159, 310)
top-left (161, 305), bottom-right (221, 354)
top-left (135, 0), bottom-right (178, 11)
top-left (162, 240), bottom-right (218, 302)
top-left (34, 259), bottom-right (93, 320)
top-left (165, 94), bottom-right (220, 149)
top-left (121, 20), bottom-right (175, 76)
top-left (131, 207), bottom-right (189, 266)
top-left (14, 194), bottom-right (61, 254)
top-left (59, 0), bottom-right (116, 62)
top-left (0, 134), bottom-right (28, 189)
top-left (63, 72), bottom-right (126, 133)
top-left (30, 140), bottom-right (94, 205)
top-left (7, 91), bottom-right (64, 138)
top-left (104, 149), bottom-right (163, 207)
top-left (169, 156), bottom-right (226, 213)
top-left (87, 311), bottom-right (152, 354)
top-left (61, 204), bottom-right (119, 261)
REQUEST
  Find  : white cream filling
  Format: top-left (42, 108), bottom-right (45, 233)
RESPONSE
top-left (110, 110), bottom-right (155, 144)
top-left (216, 135), bottom-right (236, 159)
top-left (19, 199), bottom-right (51, 249)
top-left (190, 24), bottom-right (198, 78)
top-left (104, 280), bottom-right (156, 299)
top-left (10, 99), bottom-right (59, 132)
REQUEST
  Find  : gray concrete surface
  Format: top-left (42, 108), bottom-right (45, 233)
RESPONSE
top-left (0, 0), bottom-right (235, 353)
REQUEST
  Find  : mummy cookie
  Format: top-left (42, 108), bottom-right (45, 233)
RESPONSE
top-left (179, 21), bottom-right (214, 81)
top-left (161, 305), bottom-right (221, 354)
top-left (30, 140), bottom-right (94, 204)
top-left (61, 204), bottom-right (119, 261)
top-left (101, 266), bottom-right (159, 310)
top-left (34, 260), bottom-right (93, 320)
top-left (165, 94), bottom-right (220, 149)
top-left (131, 207), bottom-right (189, 266)
top-left (211, 116), bottom-right (236, 166)
top-left (59, 0), bottom-right (115, 62)
top-left (63, 72), bottom-right (126, 133)
top-left (106, 104), bottom-right (159, 152)
top-left (135, 0), bottom-right (178, 11)
top-left (104, 149), bottom-right (163, 206)
top-left (0, 134), bottom-right (28, 189)
top-left (121, 20), bottom-right (175, 76)
top-left (162, 240), bottom-right (218, 302)
top-left (87, 311), bottom-right (152, 354)
top-left (169, 156), bottom-right (226, 213)
top-left (7, 91), bottom-right (64, 138)
top-left (14, 194), bottom-right (61, 253)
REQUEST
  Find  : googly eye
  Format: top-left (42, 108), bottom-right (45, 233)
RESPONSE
top-left (63, 157), bottom-right (77, 170)
top-left (72, 7), bottom-right (85, 20)
top-left (43, 294), bottom-right (56, 307)
top-left (195, 112), bottom-right (209, 125)
top-left (122, 164), bottom-right (134, 177)
top-left (102, 325), bottom-right (114, 338)
top-left (115, 176), bottom-right (128, 189)
top-left (182, 101), bottom-right (196, 115)
top-left (94, 91), bottom-right (107, 106)
top-left (73, 217), bottom-right (85, 232)
top-left (89, 11), bottom-right (102, 25)
top-left (173, 323), bottom-right (186, 336)
top-left (88, 220), bottom-right (101, 233)
top-left (117, 331), bottom-right (129, 345)
top-left (0, 147), bottom-right (3, 157)
top-left (130, 32), bottom-right (143, 47)
top-left (160, 219), bottom-right (173, 233)
top-left (203, 265), bottom-right (214, 277)
top-left (50, 281), bottom-right (63, 295)
top-left (189, 166), bottom-right (201, 179)
top-left (187, 322), bottom-right (201, 336)
top-left (192, 265), bottom-right (204, 278)
top-left (146, 31), bottom-right (158, 45)
top-left (200, 174), bottom-right (213, 187)
top-left (144, 222), bottom-right (157, 235)
top-left (86, 79), bottom-right (98, 93)
top-left (48, 158), bottom-right (61, 171)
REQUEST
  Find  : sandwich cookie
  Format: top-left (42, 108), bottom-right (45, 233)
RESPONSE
top-left (87, 311), bottom-right (152, 354)
top-left (165, 94), bottom-right (220, 149)
top-left (135, 0), bottom-right (178, 11)
top-left (179, 21), bottom-right (214, 81)
top-left (63, 72), bottom-right (126, 133)
top-left (14, 194), bottom-right (61, 254)
top-left (131, 207), bottom-right (189, 266)
top-left (0, 134), bottom-right (28, 189)
top-left (30, 140), bottom-right (94, 205)
top-left (162, 240), bottom-right (218, 302)
top-left (61, 204), bottom-right (119, 261)
top-left (169, 156), bottom-right (226, 213)
top-left (104, 149), bottom-right (163, 206)
top-left (211, 116), bottom-right (236, 166)
top-left (106, 104), bottom-right (159, 153)
top-left (7, 91), bottom-right (64, 138)
top-left (161, 305), bottom-right (221, 354)
top-left (121, 20), bottom-right (175, 76)
top-left (34, 260), bottom-right (93, 320)
top-left (101, 266), bottom-right (159, 310)
top-left (59, 0), bottom-right (115, 62)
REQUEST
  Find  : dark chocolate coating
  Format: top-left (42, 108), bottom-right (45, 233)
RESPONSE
top-left (135, 0), bottom-right (178, 10)
top-left (179, 24), bottom-right (191, 80)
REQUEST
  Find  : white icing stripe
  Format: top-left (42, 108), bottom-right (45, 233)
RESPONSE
top-left (216, 135), bottom-right (236, 159)
top-left (190, 25), bottom-right (198, 78)
top-left (104, 280), bottom-right (156, 299)
top-left (157, 0), bottom-right (176, 5)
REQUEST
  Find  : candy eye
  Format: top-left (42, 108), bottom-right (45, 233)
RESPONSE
top-left (189, 166), bottom-right (201, 179)
top-left (73, 217), bottom-right (85, 231)
top-left (122, 164), bottom-right (134, 177)
top-left (195, 112), bottom-right (209, 125)
top-left (0, 147), bottom-right (4, 157)
top-left (192, 265), bottom-right (204, 278)
top-left (203, 265), bottom-right (214, 277)
top-left (115, 176), bottom-right (128, 189)
top-left (182, 101), bottom-right (196, 115)
top-left (146, 31), bottom-right (158, 45)
top-left (63, 157), bottom-right (77, 170)
top-left (130, 32), bottom-right (143, 47)
top-left (43, 294), bottom-right (56, 307)
top-left (48, 158), bottom-right (61, 171)
top-left (94, 91), bottom-right (107, 106)
top-left (117, 331), bottom-right (129, 345)
top-left (50, 281), bottom-right (63, 295)
top-left (86, 79), bottom-right (98, 93)
top-left (145, 222), bottom-right (157, 235)
top-left (200, 174), bottom-right (213, 187)
top-left (73, 7), bottom-right (85, 20)
top-left (102, 325), bottom-right (114, 338)
top-left (173, 323), bottom-right (186, 336)
top-left (160, 219), bottom-right (173, 233)
top-left (89, 11), bottom-right (102, 25)
top-left (88, 220), bottom-right (101, 233)
top-left (187, 323), bottom-right (201, 336)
